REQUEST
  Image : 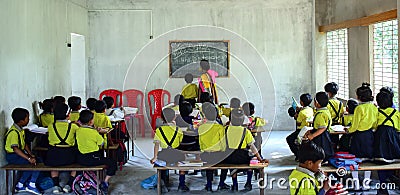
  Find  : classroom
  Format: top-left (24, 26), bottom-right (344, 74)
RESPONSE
top-left (1, 0), bottom-right (399, 194)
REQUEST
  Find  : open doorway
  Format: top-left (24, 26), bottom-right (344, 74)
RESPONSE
top-left (70, 33), bottom-right (86, 100)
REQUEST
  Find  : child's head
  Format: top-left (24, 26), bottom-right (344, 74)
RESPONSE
top-left (242, 102), bottom-right (255, 117)
top-left (230, 109), bottom-right (245, 126)
top-left (54, 103), bottom-right (69, 120)
top-left (179, 101), bottom-right (193, 117)
top-left (230, 98), bottom-right (241, 109)
top-left (94, 100), bottom-right (107, 113)
top-left (79, 110), bottom-right (94, 125)
top-left (12, 108), bottom-right (29, 126)
top-left (377, 91), bottom-right (393, 109)
top-left (314, 92), bottom-right (329, 108)
top-left (380, 86), bottom-right (394, 99)
top-left (68, 96), bottom-right (82, 111)
top-left (200, 59), bottom-right (210, 72)
top-left (53, 95), bottom-right (66, 105)
top-left (300, 93), bottom-right (312, 107)
top-left (202, 102), bottom-right (217, 121)
top-left (174, 94), bottom-right (184, 106)
top-left (199, 92), bottom-right (212, 103)
top-left (103, 96), bottom-right (114, 109)
top-left (324, 82), bottom-right (339, 98)
top-left (86, 98), bottom-right (97, 111)
top-left (39, 99), bottom-right (54, 113)
top-left (161, 108), bottom-right (176, 123)
top-left (356, 82), bottom-right (373, 102)
top-left (298, 142), bottom-right (325, 173)
top-left (184, 73), bottom-right (194, 84)
top-left (346, 98), bottom-right (358, 114)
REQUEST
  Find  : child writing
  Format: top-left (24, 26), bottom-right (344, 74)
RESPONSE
top-left (5, 108), bottom-right (41, 194)
top-left (38, 98), bottom-right (54, 127)
top-left (305, 92), bottom-right (334, 162)
top-left (67, 96), bottom-right (81, 122)
top-left (76, 110), bottom-right (117, 195)
top-left (45, 103), bottom-right (79, 193)
top-left (181, 73), bottom-right (198, 108)
top-left (286, 94), bottom-right (313, 160)
top-left (338, 98), bottom-right (358, 152)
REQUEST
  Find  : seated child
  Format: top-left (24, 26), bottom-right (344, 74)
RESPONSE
top-left (325, 82), bottom-right (345, 150)
top-left (53, 95), bottom-right (66, 105)
top-left (242, 102), bottom-right (268, 130)
top-left (103, 96), bottom-right (124, 119)
top-left (93, 100), bottom-right (112, 148)
top-left (289, 142), bottom-right (330, 195)
top-left (220, 109), bottom-right (268, 192)
top-left (198, 92), bottom-right (222, 124)
top-left (171, 94), bottom-right (184, 111)
top-left (86, 97), bottom-right (97, 112)
top-left (181, 73), bottom-right (198, 108)
top-left (67, 96), bottom-right (81, 122)
top-left (5, 108), bottom-right (41, 194)
top-left (222, 97), bottom-right (241, 118)
top-left (285, 94), bottom-right (313, 160)
top-left (150, 108), bottom-right (187, 192)
top-left (338, 98), bottom-right (358, 152)
top-left (76, 110), bottom-right (117, 195)
top-left (38, 98), bottom-right (54, 127)
top-left (176, 102), bottom-right (199, 151)
top-left (45, 103), bottom-right (79, 193)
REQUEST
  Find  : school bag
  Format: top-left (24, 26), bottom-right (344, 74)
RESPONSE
top-left (72, 171), bottom-right (103, 195)
top-left (116, 140), bottom-right (128, 170)
top-left (328, 152), bottom-right (362, 171)
top-left (141, 174), bottom-right (158, 189)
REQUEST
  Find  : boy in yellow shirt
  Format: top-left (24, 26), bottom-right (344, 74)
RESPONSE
top-left (181, 73), bottom-right (198, 107)
top-left (38, 98), bottom-right (54, 127)
top-left (93, 100), bottom-right (112, 148)
top-left (67, 96), bottom-right (81, 122)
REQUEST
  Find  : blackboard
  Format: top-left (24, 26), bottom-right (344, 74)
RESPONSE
top-left (169, 40), bottom-right (230, 78)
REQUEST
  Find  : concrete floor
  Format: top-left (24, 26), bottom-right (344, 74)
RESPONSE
top-left (16, 130), bottom-right (400, 194)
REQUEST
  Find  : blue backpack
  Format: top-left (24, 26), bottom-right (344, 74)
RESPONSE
top-left (141, 174), bottom-right (157, 189)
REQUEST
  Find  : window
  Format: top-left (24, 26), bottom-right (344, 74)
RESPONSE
top-left (373, 20), bottom-right (398, 107)
top-left (327, 29), bottom-right (349, 99)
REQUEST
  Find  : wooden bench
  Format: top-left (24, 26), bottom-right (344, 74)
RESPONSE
top-left (1, 163), bottom-right (106, 195)
top-left (154, 163), bottom-right (268, 195)
top-left (321, 162), bottom-right (400, 173)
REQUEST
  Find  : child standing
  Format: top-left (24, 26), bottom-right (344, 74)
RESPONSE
top-left (198, 59), bottom-right (219, 104)
top-left (285, 94), bottom-right (313, 160)
top-left (67, 96), bottom-right (81, 122)
top-left (305, 92), bottom-right (334, 162)
top-left (181, 73), bottom-right (198, 108)
top-left (76, 110), bottom-right (117, 195)
top-left (38, 98), bottom-right (54, 127)
top-left (5, 108), bottom-right (41, 194)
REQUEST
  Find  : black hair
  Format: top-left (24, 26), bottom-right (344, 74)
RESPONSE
top-left (86, 98), bottom-right (97, 111)
top-left (288, 107), bottom-right (296, 117)
top-left (242, 102), bottom-right (255, 116)
top-left (103, 96), bottom-right (114, 109)
top-left (346, 98), bottom-right (358, 114)
top-left (184, 73), bottom-right (194, 83)
top-left (94, 100), bottom-right (107, 113)
top-left (39, 99), bottom-right (54, 113)
top-left (356, 82), bottom-right (374, 102)
top-left (174, 94), bottom-right (184, 105)
top-left (324, 82), bottom-right (339, 96)
top-left (300, 93), bottom-right (312, 107)
top-left (200, 59), bottom-right (210, 71)
top-left (202, 102), bottom-right (217, 120)
top-left (179, 101), bottom-right (193, 117)
top-left (230, 98), bottom-right (241, 109)
top-left (230, 109), bottom-right (245, 126)
top-left (380, 87), bottom-right (394, 98)
top-left (68, 96), bottom-right (81, 111)
top-left (12, 108), bottom-right (29, 124)
top-left (54, 103), bottom-right (69, 120)
top-left (53, 96), bottom-right (66, 105)
top-left (79, 110), bottom-right (94, 124)
top-left (315, 92), bottom-right (329, 107)
top-left (298, 142), bottom-right (325, 163)
top-left (161, 108), bottom-right (176, 123)
top-left (199, 92), bottom-right (212, 103)
top-left (377, 91), bottom-right (393, 109)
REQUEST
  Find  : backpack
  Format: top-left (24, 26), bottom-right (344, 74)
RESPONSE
top-left (328, 152), bottom-right (362, 171)
top-left (72, 171), bottom-right (103, 195)
top-left (141, 174), bottom-right (158, 189)
top-left (116, 141), bottom-right (128, 170)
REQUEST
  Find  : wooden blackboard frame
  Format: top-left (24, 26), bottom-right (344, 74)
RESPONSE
top-left (168, 40), bottom-right (230, 78)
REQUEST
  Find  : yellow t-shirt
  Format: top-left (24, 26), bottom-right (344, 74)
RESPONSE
top-left (348, 102), bottom-right (378, 133)
top-left (39, 113), bottom-right (54, 127)
top-left (375, 108), bottom-right (400, 131)
top-left (76, 126), bottom-right (104, 154)
top-left (198, 122), bottom-right (225, 152)
top-left (296, 107), bottom-right (313, 130)
top-left (154, 125), bottom-right (183, 149)
top-left (224, 126), bottom-right (254, 149)
top-left (93, 112), bottom-right (112, 128)
top-left (341, 114), bottom-right (353, 126)
top-left (69, 111), bottom-right (80, 122)
top-left (4, 124), bottom-right (25, 153)
top-left (181, 83), bottom-right (198, 99)
top-left (313, 108), bottom-right (331, 130)
top-left (327, 98), bottom-right (345, 124)
top-left (48, 121), bottom-right (79, 147)
top-left (289, 168), bottom-right (320, 195)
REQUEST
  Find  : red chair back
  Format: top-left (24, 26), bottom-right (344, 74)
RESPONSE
top-left (123, 89), bottom-right (144, 114)
top-left (99, 89), bottom-right (123, 107)
top-left (147, 89), bottom-right (171, 117)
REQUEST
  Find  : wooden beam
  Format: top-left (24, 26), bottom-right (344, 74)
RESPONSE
top-left (319, 9), bottom-right (397, 32)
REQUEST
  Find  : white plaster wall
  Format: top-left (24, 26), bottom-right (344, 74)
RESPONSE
top-left (87, 0), bottom-right (314, 131)
top-left (0, 0), bottom-right (88, 191)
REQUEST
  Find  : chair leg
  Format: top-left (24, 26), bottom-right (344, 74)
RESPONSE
top-left (139, 116), bottom-right (145, 138)
top-left (151, 117), bottom-right (156, 138)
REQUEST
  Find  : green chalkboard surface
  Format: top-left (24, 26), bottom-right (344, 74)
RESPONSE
top-left (169, 40), bottom-right (230, 78)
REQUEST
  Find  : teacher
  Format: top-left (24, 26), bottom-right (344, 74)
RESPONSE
top-left (198, 59), bottom-right (219, 104)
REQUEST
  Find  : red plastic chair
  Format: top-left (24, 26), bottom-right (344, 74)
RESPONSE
top-left (147, 89), bottom-right (171, 137)
top-left (99, 89), bottom-right (123, 107)
top-left (123, 89), bottom-right (146, 137)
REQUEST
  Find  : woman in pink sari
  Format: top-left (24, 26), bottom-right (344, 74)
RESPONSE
top-left (198, 59), bottom-right (219, 104)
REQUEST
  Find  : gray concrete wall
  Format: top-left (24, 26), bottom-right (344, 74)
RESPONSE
top-left (0, 0), bottom-right (88, 191)
top-left (87, 0), bottom-right (315, 131)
